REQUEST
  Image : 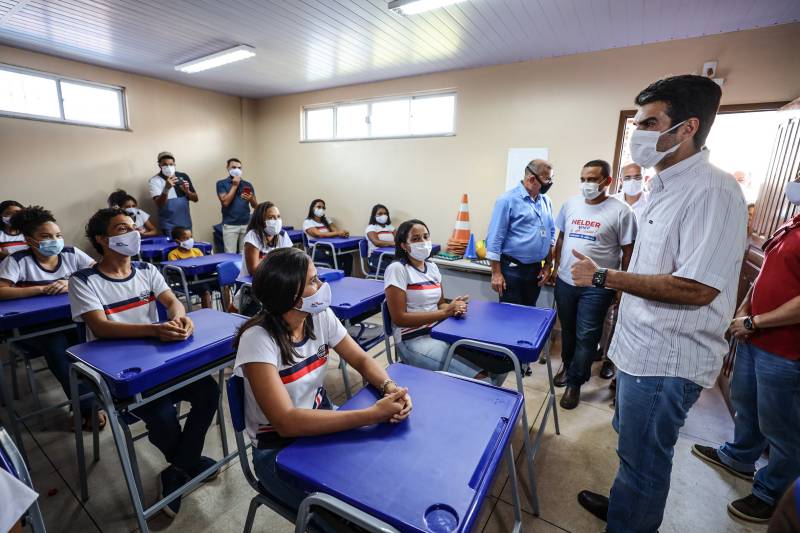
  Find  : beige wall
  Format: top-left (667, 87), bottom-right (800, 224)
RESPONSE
top-left (250, 23), bottom-right (800, 246)
top-left (0, 45), bottom-right (249, 252)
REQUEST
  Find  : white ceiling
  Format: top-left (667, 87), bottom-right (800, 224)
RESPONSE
top-left (0, 0), bottom-right (798, 98)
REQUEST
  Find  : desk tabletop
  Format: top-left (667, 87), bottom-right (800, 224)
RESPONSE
top-left (238, 266), bottom-right (344, 287)
top-left (277, 364), bottom-right (523, 533)
top-left (139, 241), bottom-right (212, 258)
top-left (328, 276), bottom-right (384, 320)
top-left (431, 300), bottom-right (556, 362)
top-left (286, 229), bottom-right (303, 243)
top-left (160, 252), bottom-right (241, 275)
top-left (66, 309), bottom-right (246, 398)
top-left (0, 294), bottom-right (71, 330)
top-left (309, 236), bottom-right (364, 249)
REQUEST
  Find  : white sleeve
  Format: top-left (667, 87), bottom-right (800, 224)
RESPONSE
top-left (320, 308), bottom-right (348, 347)
top-left (148, 265), bottom-right (171, 297)
top-left (0, 468), bottom-right (38, 533)
top-left (243, 230), bottom-right (262, 250)
top-left (0, 255), bottom-right (21, 284)
top-left (618, 205), bottom-right (637, 246)
top-left (279, 233), bottom-right (293, 248)
top-left (302, 219), bottom-right (315, 231)
top-left (73, 247), bottom-right (96, 270)
top-left (148, 176), bottom-right (164, 198)
top-left (234, 325), bottom-right (280, 370)
top-left (69, 274), bottom-right (103, 321)
top-left (364, 224), bottom-right (377, 235)
top-left (139, 210), bottom-right (150, 224)
top-left (383, 262), bottom-right (408, 292)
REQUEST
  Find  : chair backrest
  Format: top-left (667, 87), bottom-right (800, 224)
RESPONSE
top-left (301, 231), bottom-right (311, 253)
top-left (227, 374), bottom-right (246, 433)
top-left (381, 299), bottom-right (394, 338)
top-left (216, 260), bottom-right (243, 287)
top-left (358, 238), bottom-right (369, 259)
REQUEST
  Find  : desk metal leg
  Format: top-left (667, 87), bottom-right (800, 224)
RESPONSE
top-left (543, 347), bottom-right (560, 436)
top-left (217, 368), bottom-right (229, 456)
top-left (506, 443), bottom-right (523, 533)
top-left (69, 364), bottom-right (89, 501)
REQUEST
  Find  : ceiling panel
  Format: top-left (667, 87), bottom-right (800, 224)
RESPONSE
top-left (0, 0), bottom-right (797, 98)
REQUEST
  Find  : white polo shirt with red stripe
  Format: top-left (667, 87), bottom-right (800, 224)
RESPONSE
top-left (68, 262), bottom-right (170, 341)
top-left (364, 224), bottom-right (395, 255)
top-left (0, 246), bottom-right (94, 286)
top-left (233, 307), bottom-right (347, 445)
top-left (0, 230), bottom-right (28, 256)
top-left (384, 260), bottom-right (442, 339)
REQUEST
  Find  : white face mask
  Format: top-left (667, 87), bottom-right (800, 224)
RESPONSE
top-left (313, 208), bottom-right (325, 218)
top-left (108, 230), bottom-right (141, 257)
top-left (408, 241), bottom-right (433, 261)
top-left (785, 181), bottom-right (800, 206)
top-left (375, 214), bottom-right (389, 225)
top-left (1, 215), bottom-right (10, 226)
top-left (295, 282), bottom-right (331, 315)
top-left (581, 182), bottom-right (603, 200)
top-left (629, 120), bottom-right (687, 168)
top-left (622, 179), bottom-right (643, 196)
top-left (179, 238), bottom-right (195, 250)
top-left (265, 218), bottom-right (282, 236)
top-left (161, 165), bottom-right (176, 177)
top-left (229, 168), bottom-right (242, 177)
top-left (124, 208), bottom-right (138, 217)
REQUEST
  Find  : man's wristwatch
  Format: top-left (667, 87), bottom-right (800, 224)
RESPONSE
top-left (592, 268), bottom-right (608, 288)
top-left (743, 315), bottom-right (758, 332)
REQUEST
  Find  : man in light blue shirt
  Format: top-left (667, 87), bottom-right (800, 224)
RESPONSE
top-left (486, 159), bottom-right (556, 308)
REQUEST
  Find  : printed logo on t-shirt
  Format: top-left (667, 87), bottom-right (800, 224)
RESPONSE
top-left (569, 218), bottom-right (602, 242)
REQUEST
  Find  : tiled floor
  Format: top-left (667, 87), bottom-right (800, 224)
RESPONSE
top-left (1, 337), bottom-right (770, 533)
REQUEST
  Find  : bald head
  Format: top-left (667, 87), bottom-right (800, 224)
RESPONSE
top-left (622, 163), bottom-right (642, 178)
top-left (525, 159), bottom-right (553, 178)
top-left (522, 159), bottom-right (554, 197)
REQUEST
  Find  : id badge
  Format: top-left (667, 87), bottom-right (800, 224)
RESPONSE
top-left (540, 228), bottom-right (547, 237)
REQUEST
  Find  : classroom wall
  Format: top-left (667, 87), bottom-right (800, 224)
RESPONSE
top-left (248, 23), bottom-right (800, 245)
top-left (0, 45), bottom-right (251, 251)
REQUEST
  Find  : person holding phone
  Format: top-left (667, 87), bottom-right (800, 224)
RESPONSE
top-left (216, 158), bottom-right (258, 253)
top-left (149, 151), bottom-right (198, 235)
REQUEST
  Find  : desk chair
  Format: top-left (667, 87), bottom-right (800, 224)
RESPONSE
top-left (357, 240), bottom-right (392, 280)
top-left (0, 426), bottom-right (46, 533)
top-left (161, 264), bottom-right (200, 311)
top-left (380, 300), bottom-right (398, 365)
top-left (302, 233), bottom-right (333, 270)
top-left (216, 260), bottom-right (242, 311)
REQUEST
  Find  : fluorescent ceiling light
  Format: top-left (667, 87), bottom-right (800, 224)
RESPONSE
top-left (388, 0), bottom-right (468, 16)
top-left (175, 45), bottom-right (256, 74)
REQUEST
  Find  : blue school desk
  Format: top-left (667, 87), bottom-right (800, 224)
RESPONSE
top-left (286, 229), bottom-right (303, 243)
top-left (138, 240), bottom-right (213, 262)
top-left (431, 300), bottom-right (559, 515)
top-left (66, 309), bottom-right (246, 532)
top-left (308, 236), bottom-right (364, 271)
top-left (161, 252), bottom-right (241, 309)
top-left (277, 363), bottom-right (527, 533)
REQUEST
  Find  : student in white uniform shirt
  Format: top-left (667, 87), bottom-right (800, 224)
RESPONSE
top-left (0, 206), bottom-right (101, 429)
top-left (302, 198), bottom-right (353, 276)
top-left (107, 189), bottom-right (159, 237)
top-left (234, 247), bottom-right (411, 528)
top-left (69, 208), bottom-right (219, 518)
top-left (0, 200), bottom-right (28, 258)
top-left (0, 467), bottom-right (38, 533)
top-left (384, 219), bottom-right (510, 385)
top-left (364, 203), bottom-right (396, 274)
top-left (612, 162), bottom-right (649, 222)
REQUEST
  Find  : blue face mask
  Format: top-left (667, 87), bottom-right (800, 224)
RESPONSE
top-left (37, 238), bottom-right (64, 257)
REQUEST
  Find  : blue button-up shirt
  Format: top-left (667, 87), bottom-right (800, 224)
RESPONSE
top-left (486, 182), bottom-right (556, 264)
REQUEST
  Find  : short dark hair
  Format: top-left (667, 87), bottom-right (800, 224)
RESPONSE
top-left (170, 226), bottom-right (190, 240)
top-left (158, 154), bottom-right (175, 164)
top-left (0, 200), bottom-right (23, 216)
top-left (583, 159), bottom-right (611, 179)
top-left (10, 206), bottom-right (56, 237)
top-left (635, 75), bottom-right (722, 150)
top-left (394, 219), bottom-right (429, 262)
top-left (226, 158), bottom-right (241, 166)
top-left (85, 208), bottom-right (128, 254)
top-left (369, 204), bottom-right (391, 226)
top-left (107, 189), bottom-right (136, 208)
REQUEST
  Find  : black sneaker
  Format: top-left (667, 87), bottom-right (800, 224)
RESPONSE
top-left (187, 456), bottom-right (220, 482)
top-left (159, 466), bottom-right (189, 518)
top-left (691, 444), bottom-right (754, 481)
top-left (553, 367), bottom-right (567, 388)
top-left (728, 494), bottom-right (775, 523)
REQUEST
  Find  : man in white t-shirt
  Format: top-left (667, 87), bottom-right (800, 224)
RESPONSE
top-left (612, 162), bottom-right (649, 222)
top-left (551, 160), bottom-right (637, 409)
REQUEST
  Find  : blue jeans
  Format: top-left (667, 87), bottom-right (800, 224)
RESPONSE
top-left (397, 335), bottom-right (506, 386)
top-left (718, 342), bottom-right (800, 505)
top-left (554, 278), bottom-right (615, 388)
top-left (608, 371), bottom-right (702, 533)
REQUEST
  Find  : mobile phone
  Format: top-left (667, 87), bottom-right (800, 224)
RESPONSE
top-left (242, 186), bottom-right (252, 195)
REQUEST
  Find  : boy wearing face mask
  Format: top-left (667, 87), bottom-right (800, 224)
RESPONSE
top-left (69, 208), bottom-right (220, 518)
top-left (550, 160), bottom-right (637, 409)
top-left (216, 158), bottom-right (257, 253)
top-left (166, 226), bottom-right (214, 309)
top-left (149, 151), bottom-right (198, 236)
top-left (0, 206), bottom-right (101, 429)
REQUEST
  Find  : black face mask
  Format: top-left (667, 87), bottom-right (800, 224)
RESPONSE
top-left (527, 168), bottom-right (553, 194)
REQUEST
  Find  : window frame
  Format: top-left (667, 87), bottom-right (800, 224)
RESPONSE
top-left (0, 63), bottom-right (130, 131)
top-left (300, 89), bottom-right (457, 142)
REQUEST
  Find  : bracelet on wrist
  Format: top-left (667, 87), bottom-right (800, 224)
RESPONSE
top-left (380, 378), bottom-right (395, 395)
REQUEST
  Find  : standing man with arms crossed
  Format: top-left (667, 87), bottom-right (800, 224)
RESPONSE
top-left (571, 75), bottom-right (748, 533)
top-left (216, 158), bottom-right (257, 253)
top-left (149, 151), bottom-right (199, 236)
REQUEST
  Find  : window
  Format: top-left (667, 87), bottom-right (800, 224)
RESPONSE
top-left (0, 64), bottom-right (127, 129)
top-left (302, 91), bottom-right (456, 141)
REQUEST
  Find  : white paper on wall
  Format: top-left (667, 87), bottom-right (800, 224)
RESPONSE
top-left (505, 148), bottom-right (549, 191)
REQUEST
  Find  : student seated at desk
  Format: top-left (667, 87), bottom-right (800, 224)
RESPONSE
top-left (364, 203), bottom-right (395, 273)
top-left (107, 189), bottom-right (159, 238)
top-left (69, 208), bottom-right (220, 518)
top-left (0, 200), bottom-right (28, 259)
top-left (302, 198), bottom-right (353, 276)
top-left (233, 247), bottom-right (411, 524)
top-left (384, 219), bottom-right (508, 386)
top-left (0, 206), bottom-right (103, 430)
top-left (167, 226), bottom-right (214, 309)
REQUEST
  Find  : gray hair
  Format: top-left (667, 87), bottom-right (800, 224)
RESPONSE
top-left (525, 159), bottom-right (552, 177)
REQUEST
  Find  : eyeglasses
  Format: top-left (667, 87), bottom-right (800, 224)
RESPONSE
top-left (526, 166), bottom-right (554, 182)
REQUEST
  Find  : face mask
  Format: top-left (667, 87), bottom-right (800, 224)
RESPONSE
top-left (108, 230), bottom-right (141, 257)
top-left (295, 282), bottom-right (331, 315)
top-left (375, 215), bottom-right (388, 225)
top-left (629, 120), bottom-right (687, 168)
top-left (1, 215), bottom-right (10, 226)
top-left (581, 182), bottom-right (602, 200)
top-left (313, 208), bottom-right (326, 218)
top-left (408, 241), bottom-right (433, 261)
top-left (265, 218), bottom-right (282, 236)
top-left (179, 238), bottom-right (195, 250)
top-left (161, 165), bottom-right (176, 177)
top-left (229, 168), bottom-right (242, 177)
top-left (533, 174), bottom-right (553, 195)
top-left (622, 179), bottom-right (643, 196)
top-left (124, 208), bottom-right (138, 217)
top-left (785, 181), bottom-right (800, 206)
top-left (37, 238), bottom-right (64, 257)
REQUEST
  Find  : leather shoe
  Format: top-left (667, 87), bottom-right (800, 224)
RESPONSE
top-left (599, 360), bottom-right (615, 380)
top-left (560, 386), bottom-right (580, 409)
top-left (578, 490), bottom-right (608, 522)
top-left (553, 367), bottom-right (567, 388)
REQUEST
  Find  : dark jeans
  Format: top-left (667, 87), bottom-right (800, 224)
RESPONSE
top-left (132, 376), bottom-right (219, 472)
top-left (312, 247), bottom-right (353, 277)
top-left (368, 253), bottom-right (392, 276)
top-left (718, 342), bottom-right (800, 505)
top-left (554, 278), bottom-right (615, 387)
top-left (25, 329), bottom-right (94, 417)
top-left (499, 255), bottom-right (542, 307)
top-left (608, 371), bottom-right (702, 533)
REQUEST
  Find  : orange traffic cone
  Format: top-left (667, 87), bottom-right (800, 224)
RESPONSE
top-left (446, 194), bottom-right (471, 256)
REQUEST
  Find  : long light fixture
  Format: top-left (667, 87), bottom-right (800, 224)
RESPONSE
top-left (175, 45), bottom-right (256, 74)
top-left (388, 0), bottom-right (468, 16)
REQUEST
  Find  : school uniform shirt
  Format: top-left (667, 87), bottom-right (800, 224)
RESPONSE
top-left (237, 229), bottom-right (293, 281)
top-left (0, 247), bottom-right (94, 286)
top-left (0, 467), bottom-right (38, 533)
top-left (555, 195), bottom-right (637, 286)
top-left (0, 230), bottom-right (28, 255)
top-left (166, 246), bottom-right (203, 261)
top-left (384, 260), bottom-right (442, 340)
top-left (612, 192), bottom-right (649, 222)
top-left (364, 224), bottom-right (395, 255)
top-left (69, 262), bottom-right (170, 342)
top-left (302, 219), bottom-right (331, 235)
top-left (233, 308), bottom-right (347, 445)
top-left (127, 208), bottom-right (151, 231)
